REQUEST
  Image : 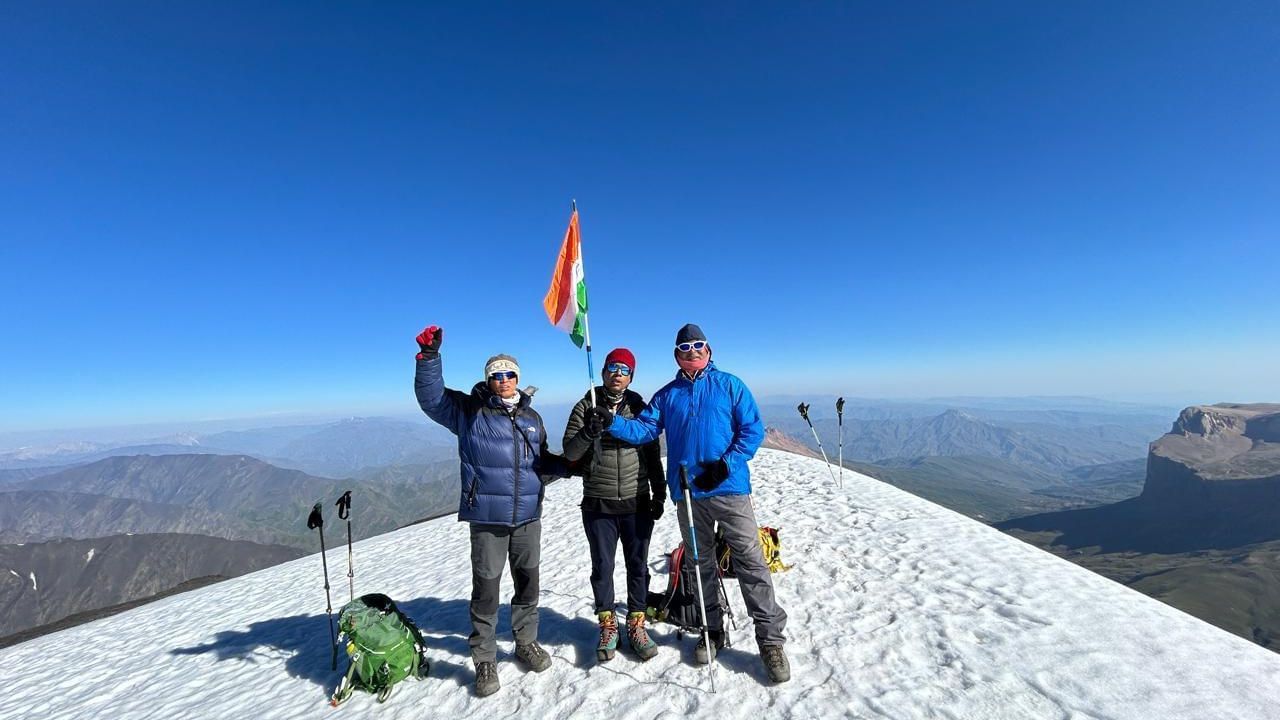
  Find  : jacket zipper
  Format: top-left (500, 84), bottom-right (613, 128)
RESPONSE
top-left (510, 409), bottom-right (522, 526)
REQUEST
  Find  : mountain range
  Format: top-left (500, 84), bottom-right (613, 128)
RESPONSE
top-left (0, 452), bottom-right (462, 641)
top-left (12, 453), bottom-right (460, 549)
top-left (2, 449), bottom-right (1278, 719)
top-left (0, 416), bottom-right (458, 479)
top-left (999, 403), bottom-right (1280, 650)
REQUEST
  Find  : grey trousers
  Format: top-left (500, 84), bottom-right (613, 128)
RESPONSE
top-left (675, 494), bottom-right (787, 646)
top-left (469, 521), bottom-right (541, 664)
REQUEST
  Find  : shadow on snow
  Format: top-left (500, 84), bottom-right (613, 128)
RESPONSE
top-left (169, 596), bottom-right (599, 697)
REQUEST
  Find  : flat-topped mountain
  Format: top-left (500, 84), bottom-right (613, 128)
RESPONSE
top-left (998, 404), bottom-right (1280, 649)
top-left (1143, 403), bottom-right (1280, 499)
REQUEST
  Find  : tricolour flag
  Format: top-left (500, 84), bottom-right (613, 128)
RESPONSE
top-left (543, 209), bottom-right (588, 348)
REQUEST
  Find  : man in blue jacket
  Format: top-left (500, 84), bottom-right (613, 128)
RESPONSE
top-left (586, 323), bottom-right (790, 683)
top-left (414, 325), bottom-right (566, 697)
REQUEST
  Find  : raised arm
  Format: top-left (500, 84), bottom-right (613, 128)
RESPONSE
top-left (412, 325), bottom-right (466, 435)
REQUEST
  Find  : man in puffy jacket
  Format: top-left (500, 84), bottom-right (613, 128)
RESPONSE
top-left (413, 325), bottom-right (567, 697)
top-left (587, 323), bottom-right (790, 683)
top-left (562, 347), bottom-right (665, 662)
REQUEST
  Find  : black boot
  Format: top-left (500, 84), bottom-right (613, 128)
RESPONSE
top-left (694, 629), bottom-right (726, 664)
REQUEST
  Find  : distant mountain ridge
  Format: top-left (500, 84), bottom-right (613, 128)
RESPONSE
top-left (15, 453), bottom-right (460, 549)
top-left (764, 406), bottom-right (1157, 473)
top-left (0, 417), bottom-right (458, 479)
top-left (0, 453), bottom-right (462, 643)
top-left (760, 427), bottom-right (821, 459)
top-left (0, 490), bottom-right (267, 545)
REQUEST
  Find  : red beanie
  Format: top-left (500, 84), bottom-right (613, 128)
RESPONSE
top-left (605, 347), bottom-right (636, 373)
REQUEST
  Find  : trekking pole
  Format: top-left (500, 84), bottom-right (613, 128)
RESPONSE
top-left (680, 463), bottom-right (717, 694)
top-left (836, 397), bottom-right (845, 490)
top-left (307, 502), bottom-right (338, 671)
top-left (336, 491), bottom-right (354, 602)
top-left (797, 403), bottom-right (838, 487)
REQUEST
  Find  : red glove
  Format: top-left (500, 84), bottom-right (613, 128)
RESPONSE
top-left (416, 326), bottom-right (442, 359)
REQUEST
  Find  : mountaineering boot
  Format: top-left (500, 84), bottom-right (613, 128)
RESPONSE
top-left (596, 610), bottom-right (619, 662)
top-left (694, 629), bottom-right (727, 665)
top-left (474, 661), bottom-right (500, 697)
top-left (515, 641), bottom-right (552, 672)
top-left (760, 644), bottom-right (791, 683)
top-left (626, 611), bottom-right (658, 661)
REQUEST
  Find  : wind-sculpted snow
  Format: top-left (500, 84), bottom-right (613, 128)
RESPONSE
top-left (4, 449), bottom-right (1279, 719)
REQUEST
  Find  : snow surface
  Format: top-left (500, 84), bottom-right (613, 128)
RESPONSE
top-left (4, 449), bottom-right (1280, 719)
top-left (85, 548), bottom-right (96, 564)
top-left (28, 571), bottom-right (36, 592)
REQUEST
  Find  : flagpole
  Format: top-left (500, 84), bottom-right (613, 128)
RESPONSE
top-left (573, 199), bottom-right (599, 409)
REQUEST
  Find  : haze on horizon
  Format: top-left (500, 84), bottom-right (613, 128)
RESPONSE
top-left (3, 3), bottom-right (1276, 434)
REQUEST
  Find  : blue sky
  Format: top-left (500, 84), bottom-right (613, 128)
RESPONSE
top-left (2, 2), bottom-right (1277, 432)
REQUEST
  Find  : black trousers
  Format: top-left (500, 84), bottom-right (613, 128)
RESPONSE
top-left (582, 509), bottom-right (654, 614)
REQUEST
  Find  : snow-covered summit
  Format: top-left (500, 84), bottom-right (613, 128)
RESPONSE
top-left (5, 449), bottom-right (1279, 719)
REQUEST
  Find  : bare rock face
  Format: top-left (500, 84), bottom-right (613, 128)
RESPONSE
top-left (997, 404), bottom-right (1280, 553)
top-left (761, 427), bottom-right (824, 460)
top-left (1142, 404), bottom-right (1280, 509)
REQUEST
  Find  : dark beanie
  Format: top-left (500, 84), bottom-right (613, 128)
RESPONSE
top-left (675, 323), bottom-right (707, 345)
top-left (604, 347), bottom-right (636, 373)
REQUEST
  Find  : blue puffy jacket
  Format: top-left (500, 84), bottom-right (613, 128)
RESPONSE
top-left (608, 362), bottom-right (765, 500)
top-left (415, 355), bottom-right (559, 527)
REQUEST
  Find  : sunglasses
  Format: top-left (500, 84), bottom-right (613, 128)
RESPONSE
top-left (489, 371), bottom-right (518, 382)
top-left (604, 362), bottom-right (632, 377)
top-left (675, 340), bottom-right (708, 352)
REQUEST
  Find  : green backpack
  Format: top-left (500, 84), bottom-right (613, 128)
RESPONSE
top-left (330, 593), bottom-right (430, 706)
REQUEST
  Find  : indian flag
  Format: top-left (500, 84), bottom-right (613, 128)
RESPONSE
top-left (543, 209), bottom-right (588, 348)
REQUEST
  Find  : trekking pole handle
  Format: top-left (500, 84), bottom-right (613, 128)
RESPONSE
top-left (336, 490), bottom-right (352, 520)
top-left (797, 402), bottom-right (810, 424)
top-left (307, 502), bottom-right (324, 530)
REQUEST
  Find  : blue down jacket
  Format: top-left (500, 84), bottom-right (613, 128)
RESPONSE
top-left (608, 362), bottom-right (765, 500)
top-left (415, 355), bottom-right (560, 526)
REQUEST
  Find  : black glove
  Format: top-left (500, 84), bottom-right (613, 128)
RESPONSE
top-left (416, 325), bottom-right (443, 359)
top-left (648, 497), bottom-right (665, 521)
top-left (692, 459), bottom-right (730, 492)
top-left (584, 406), bottom-right (613, 439)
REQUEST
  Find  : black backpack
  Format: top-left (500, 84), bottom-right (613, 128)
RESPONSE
top-left (644, 542), bottom-right (733, 640)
